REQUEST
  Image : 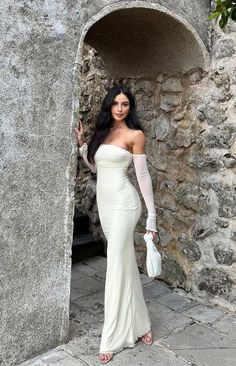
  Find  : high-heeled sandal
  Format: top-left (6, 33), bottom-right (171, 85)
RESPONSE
top-left (139, 330), bottom-right (153, 345)
top-left (99, 352), bottom-right (114, 364)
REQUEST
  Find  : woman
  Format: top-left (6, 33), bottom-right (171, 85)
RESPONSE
top-left (74, 85), bottom-right (158, 364)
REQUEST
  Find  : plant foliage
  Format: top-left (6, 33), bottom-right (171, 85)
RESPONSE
top-left (209, 0), bottom-right (236, 28)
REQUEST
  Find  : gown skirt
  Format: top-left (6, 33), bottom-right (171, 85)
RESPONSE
top-left (94, 144), bottom-right (151, 354)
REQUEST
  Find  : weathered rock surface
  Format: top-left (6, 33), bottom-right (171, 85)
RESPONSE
top-left (197, 267), bottom-right (233, 300)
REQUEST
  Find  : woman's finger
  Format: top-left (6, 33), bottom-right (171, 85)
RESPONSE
top-left (79, 120), bottom-right (84, 133)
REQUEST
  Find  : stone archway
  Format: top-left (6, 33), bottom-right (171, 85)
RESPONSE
top-left (75, 1), bottom-right (209, 80)
top-left (74, 1), bottom-right (236, 312)
top-left (72, 1), bottom-right (212, 301)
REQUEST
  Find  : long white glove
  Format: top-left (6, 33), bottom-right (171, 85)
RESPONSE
top-left (78, 142), bottom-right (97, 173)
top-left (133, 154), bottom-right (157, 232)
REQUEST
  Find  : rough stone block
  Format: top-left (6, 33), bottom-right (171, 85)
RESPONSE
top-left (161, 254), bottom-right (187, 287)
top-left (175, 182), bottom-right (210, 214)
top-left (161, 77), bottom-right (183, 93)
top-left (215, 39), bottom-right (236, 59)
top-left (160, 93), bottom-right (182, 112)
top-left (197, 267), bottom-right (233, 300)
top-left (177, 234), bottom-right (201, 261)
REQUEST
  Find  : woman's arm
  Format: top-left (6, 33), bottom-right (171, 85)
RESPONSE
top-left (78, 142), bottom-right (97, 174)
top-left (74, 121), bottom-right (97, 174)
top-left (132, 131), bottom-right (157, 233)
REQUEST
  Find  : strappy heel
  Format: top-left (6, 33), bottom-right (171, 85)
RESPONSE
top-left (99, 352), bottom-right (114, 364)
top-left (139, 330), bottom-right (153, 345)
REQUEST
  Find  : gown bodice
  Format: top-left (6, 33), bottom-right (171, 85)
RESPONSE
top-left (94, 144), bottom-right (141, 210)
top-left (95, 144), bottom-right (133, 169)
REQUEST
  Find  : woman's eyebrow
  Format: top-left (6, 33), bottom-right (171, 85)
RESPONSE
top-left (113, 101), bottom-right (129, 103)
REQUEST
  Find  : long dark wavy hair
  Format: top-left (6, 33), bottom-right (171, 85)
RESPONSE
top-left (87, 85), bottom-right (144, 164)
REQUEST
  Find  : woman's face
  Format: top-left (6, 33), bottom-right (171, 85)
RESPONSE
top-left (111, 93), bottom-right (130, 123)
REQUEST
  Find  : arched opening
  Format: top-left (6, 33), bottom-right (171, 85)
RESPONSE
top-left (80, 5), bottom-right (209, 78)
top-left (70, 0), bottom-right (212, 341)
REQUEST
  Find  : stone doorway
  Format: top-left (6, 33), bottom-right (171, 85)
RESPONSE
top-left (70, 3), bottom-right (236, 345)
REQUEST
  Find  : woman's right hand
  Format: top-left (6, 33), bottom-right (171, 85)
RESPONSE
top-left (74, 120), bottom-right (84, 146)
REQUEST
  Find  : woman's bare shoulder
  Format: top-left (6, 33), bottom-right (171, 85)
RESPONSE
top-left (128, 129), bottom-right (145, 153)
top-left (127, 128), bottom-right (144, 136)
top-left (129, 129), bottom-right (145, 143)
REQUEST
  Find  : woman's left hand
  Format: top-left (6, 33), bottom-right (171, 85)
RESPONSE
top-left (146, 230), bottom-right (158, 240)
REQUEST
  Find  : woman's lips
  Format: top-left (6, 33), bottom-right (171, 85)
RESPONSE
top-left (116, 114), bottom-right (123, 117)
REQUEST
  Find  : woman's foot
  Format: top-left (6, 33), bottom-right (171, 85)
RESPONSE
top-left (140, 330), bottom-right (153, 345)
top-left (99, 352), bottom-right (114, 364)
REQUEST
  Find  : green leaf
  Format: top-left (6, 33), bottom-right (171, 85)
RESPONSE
top-left (208, 0), bottom-right (236, 28)
top-left (231, 6), bottom-right (236, 19)
top-left (219, 12), bottom-right (229, 27)
top-left (215, 3), bottom-right (224, 12)
top-left (208, 11), bottom-right (221, 20)
top-left (223, 8), bottom-right (229, 17)
top-left (225, 0), bottom-right (232, 8)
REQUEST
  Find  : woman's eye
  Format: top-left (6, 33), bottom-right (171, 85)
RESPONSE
top-left (112, 102), bottom-right (129, 106)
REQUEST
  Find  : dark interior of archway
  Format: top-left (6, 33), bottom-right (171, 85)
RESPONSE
top-left (84, 8), bottom-right (205, 77)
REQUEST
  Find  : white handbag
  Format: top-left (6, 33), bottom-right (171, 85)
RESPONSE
top-left (143, 232), bottom-right (162, 277)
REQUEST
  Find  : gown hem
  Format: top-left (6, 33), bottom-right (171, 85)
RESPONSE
top-left (99, 325), bottom-right (152, 355)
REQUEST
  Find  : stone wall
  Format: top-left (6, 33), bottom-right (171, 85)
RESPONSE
top-left (77, 30), bottom-right (236, 311)
top-left (0, 1), bottom-right (84, 365)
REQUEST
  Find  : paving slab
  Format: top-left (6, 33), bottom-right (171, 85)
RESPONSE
top-left (146, 300), bottom-right (193, 338)
top-left (62, 338), bottom-right (192, 366)
top-left (81, 256), bottom-right (107, 274)
top-left (18, 349), bottom-right (87, 366)
top-left (153, 290), bottom-right (198, 312)
top-left (73, 291), bottom-right (105, 316)
top-left (18, 256), bottom-right (235, 366)
top-left (181, 303), bottom-right (225, 323)
top-left (71, 262), bottom-right (106, 282)
top-left (159, 321), bottom-right (235, 349)
top-left (139, 273), bottom-right (156, 286)
top-left (177, 349), bottom-right (236, 366)
top-left (212, 313), bottom-right (236, 338)
top-left (65, 327), bottom-right (104, 359)
top-left (69, 302), bottom-right (103, 339)
top-left (70, 273), bottom-right (104, 301)
top-left (143, 280), bottom-right (171, 299)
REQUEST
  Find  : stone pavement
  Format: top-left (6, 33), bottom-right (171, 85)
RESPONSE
top-left (19, 256), bottom-right (236, 366)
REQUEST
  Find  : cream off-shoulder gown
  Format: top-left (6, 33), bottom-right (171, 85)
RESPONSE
top-left (78, 142), bottom-right (157, 355)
